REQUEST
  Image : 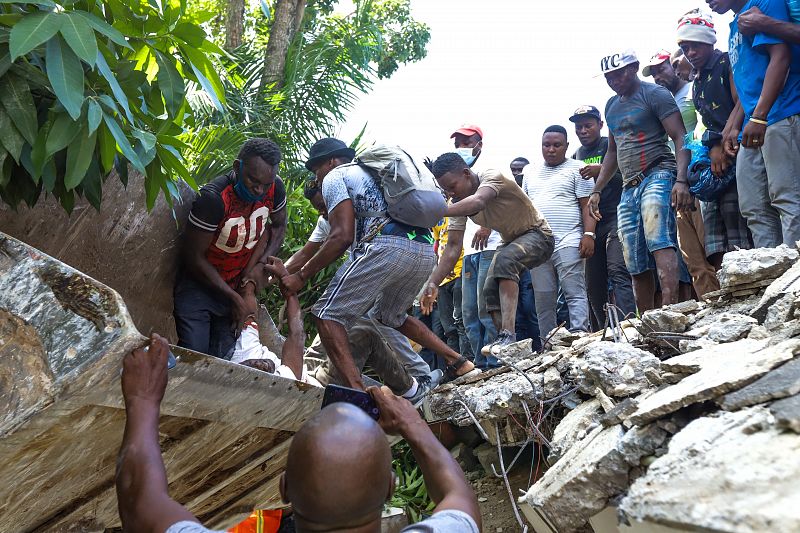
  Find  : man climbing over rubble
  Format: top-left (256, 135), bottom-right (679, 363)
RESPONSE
top-left (173, 138), bottom-right (287, 359)
top-left (115, 335), bottom-right (481, 533)
top-left (274, 138), bottom-right (477, 390)
top-left (423, 153), bottom-right (554, 357)
top-left (588, 50), bottom-right (693, 311)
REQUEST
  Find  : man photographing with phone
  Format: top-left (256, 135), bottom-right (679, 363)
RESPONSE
top-left (116, 336), bottom-right (481, 533)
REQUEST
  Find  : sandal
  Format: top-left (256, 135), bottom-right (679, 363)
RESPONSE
top-left (444, 356), bottom-right (481, 383)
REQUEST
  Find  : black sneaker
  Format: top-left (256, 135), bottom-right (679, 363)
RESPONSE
top-left (407, 369), bottom-right (443, 407)
top-left (480, 329), bottom-right (516, 357)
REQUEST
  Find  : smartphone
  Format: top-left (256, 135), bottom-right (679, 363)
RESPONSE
top-left (321, 384), bottom-right (380, 420)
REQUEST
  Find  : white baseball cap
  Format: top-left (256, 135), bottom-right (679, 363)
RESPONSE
top-left (599, 49), bottom-right (639, 75)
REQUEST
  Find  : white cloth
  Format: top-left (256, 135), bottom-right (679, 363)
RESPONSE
top-left (231, 324), bottom-right (321, 386)
top-left (309, 216), bottom-right (331, 243)
top-left (462, 218), bottom-right (502, 256)
top-left (522, 159), bottom-right (593, 252)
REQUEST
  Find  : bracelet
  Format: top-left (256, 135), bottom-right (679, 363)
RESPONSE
top-left (589, 191), bottom-right (601, 197)
top-left (583, 231), bottom-right (596, 240)
top-left (749, 117), bottom-right (768, 126)
top-left (676, 180), bottom-right (689, 185)
top-left (239, 277), bottom-right (257, 290)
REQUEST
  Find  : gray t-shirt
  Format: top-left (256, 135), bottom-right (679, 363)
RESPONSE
top-left (321, 163), bottom-right (390, 247)
top-left (605, 81), bottom-right (679, 185)
top-left (165, 510), bottom-right (478, 533)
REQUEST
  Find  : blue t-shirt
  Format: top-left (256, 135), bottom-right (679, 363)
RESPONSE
top-left (789, 0), bottom-right (800, 23)
top-left (729, 0), bottom-right (800, 125)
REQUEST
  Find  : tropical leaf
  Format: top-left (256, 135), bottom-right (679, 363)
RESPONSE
top-left (155, 50), bottom-right (185, 116)
top-left (46, 112), bottom-right (80, 155)
top-left (0, 106), bottom-right (25, 162)
top-left (64, 125), bottom-right (97, 189)
top-left (73, 11), bottom-right (131, 50)
top-left (60, 12), bottom-right (98, 66)
top-left (9, 11), bottom-right (62, 60)
top-left (103, 112), bottom-right (145, 173)
top-left (86, 99), bottom-right (102, 134)
top-left (46, 35), bottom-right (85, 120)
top-left (0, 72), bottom-right (38, 145)
top-left (95, 50), bottom-right (133, 122)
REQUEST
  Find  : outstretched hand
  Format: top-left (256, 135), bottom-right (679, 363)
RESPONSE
top-left (419, 282), bottom-right (438, 315)
top-left (367, 385), bottom-right (425, 437)
top-left (121, 333), bottom-right (170, 407)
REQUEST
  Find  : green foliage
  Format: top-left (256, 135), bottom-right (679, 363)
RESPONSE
top-left (0, 0), bottom-right (226, 211)
top-left (388, 441), bottom-right (434, 523)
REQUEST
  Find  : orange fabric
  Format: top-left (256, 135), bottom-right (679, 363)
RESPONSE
top-left (227, 509), bottom-right (283, 533)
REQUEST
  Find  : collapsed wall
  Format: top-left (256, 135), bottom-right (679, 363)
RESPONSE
top-left (425, 244), bottom-right (800, 533)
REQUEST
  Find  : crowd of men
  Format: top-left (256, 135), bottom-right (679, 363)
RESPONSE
top-left (117, 2), bottom-right (800, 531)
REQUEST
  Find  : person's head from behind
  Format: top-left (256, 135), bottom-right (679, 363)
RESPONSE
top-left (450, 124), bottom-right (483, 167)
top-left (234, 138), bottom-right (282, 202)
top-left (509, 157), bottom-right (529, 185)
top-left (431, 152), bottom-right (478, 201)
top-left (600, 50), bottom-right (640, 97)
top-left (281, 403), bottom-right (394, 532)
top-left (569, 105), bottom-right (604, 148)
top-left (542, 125), bottom-right (569, 167)
top-left (305, 138), bottom-right (356, 182)
top-left (677, 10), bottom-right (717, 71)
top-left (643, 50), bottom-right (681, 92)
top-left (303, 179), bottom-right (328, 219)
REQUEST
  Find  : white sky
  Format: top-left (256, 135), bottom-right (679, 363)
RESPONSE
top-left (337, 0), bottom-right (733, 173)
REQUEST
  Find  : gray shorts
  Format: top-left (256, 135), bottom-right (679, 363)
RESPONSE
top-left (312, 236), bottom-right (436, 328)
top-left (484, 228), bottom-right (554, 313)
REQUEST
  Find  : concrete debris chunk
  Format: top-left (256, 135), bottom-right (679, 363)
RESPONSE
top-left (599, 398), bottom-right (639, 428)
top-left (620, 407), bottom-right (800, 532)
top-left (641, 309), bottom-right (690, 333)
top-left (616, 423), bottom-right (669, 466)
top-left (543, 365), bottom-right (563, 399)
top-left (521, 425), bottom-right (628, 532)
top-left (706, 313), bottom-right (757, 343)
top-left (628, 339), bottom-right (800, 426)
top-left (717, 244), bottom-right (799, 289)
top-left (548, 327), bottom-right (584, 347)
top-left (492, 338), bottom-right (534, 365)
top-left (576, 342), bottom-right (661, 398)
top-left (750, 259), bottom-right (800, 321)
top-left (720, 358), bottom-right (800, 410)
top-left (764, 291), bottom-right (799, 330)
top-left (549, 398), bottom-right (602, 461)
top-left (770, 394), bottom-right (800, 433)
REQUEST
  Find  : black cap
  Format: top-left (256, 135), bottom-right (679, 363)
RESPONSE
top-left (305, 138), bottom-right (356, 171)
top-left (568, 105), bottom-right (602, 123)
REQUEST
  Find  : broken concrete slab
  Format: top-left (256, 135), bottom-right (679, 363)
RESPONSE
top-left (543, 365), bottom-right (563, 399)
top-left (764, 291), bottom-right (799, 330)
top-left (628, 339), bottom-right (799, 426)
top-left (620, 407), bottom-right (800, 532)
top-left (492, 338), bottom-right (534, 364)
top-left (717, 244), bottom-right (799, 289)
top-left (641, 309), bottom-right (689, 334)
top-left (770, 394), bottom-right (800, 433)
top-left (706, 313), bottom-right (757, 343)
top-left (549, 398), bottom-right (602, 461)
top-left (521, 425), bottom-right (628, 532)
top-left (617, 423), bottom-right (669, 467)
top-left (576, 342), bottom-right (661, 398)
top-left (750, 259), bottom-right (800, 322)
top-left (599, 398), bottom-right (639, 428)
top-left (720, 358), bottom-right (800, 410)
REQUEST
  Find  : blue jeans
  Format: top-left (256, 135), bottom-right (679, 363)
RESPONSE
top-left (515, 270), bottom-right (541, 351)
top-left (462, 251), bottom-right (498, 368)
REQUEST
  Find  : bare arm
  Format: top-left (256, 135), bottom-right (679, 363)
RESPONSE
top-left (369, 387), bottom-right (481, 528)
top-left (280, 292), bottom-right (305, 379)
top-left (578, 196), bottom-right (596, 259)
top-left (661, 111), bottom-right (693, 212)
top-left (419, 229), bottom-right (464, 314)
top-left (742, 43), bottom-right (791, 148)
top-left (116, 335), bottom-right (198, 533)
top-left (723, 76), bottom-right (745, 157)
top-left (242, 207), bottom-right (288, 280)
top-left (446, 187), bottom-right (498, 217)
top-left (739, 7), bottom-right (800, 44)
top-left (280, 200), bottom-right (355, 294)
top-left (284, 240), bottom-right (322, 274)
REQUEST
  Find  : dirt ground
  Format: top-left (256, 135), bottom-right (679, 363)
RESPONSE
top-left (470, 456), bottom-right (542, 532)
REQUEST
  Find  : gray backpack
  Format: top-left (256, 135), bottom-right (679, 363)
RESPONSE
top-left (356, 144), bottom-right (447, 228)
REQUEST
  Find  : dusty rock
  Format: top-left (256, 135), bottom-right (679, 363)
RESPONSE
top-left (706, 313), bottom-right (757, 342)
top-left (764, 292), bottom-right (799, 330)
top-left (549, 398), bottom-right (602, 461)
top-left (664, 300), bottom-right (702, 314)
top-left (617, 424), bottom-right (670, 466)
top-left (628, 339), bottom-right (800, 426)
top-left (717, 244), bottom-right (799, 289)
top-left (678, 337), bottom-right (717, 353)
top-left (492, 338), bottom-right (534, 364)
top-left (576, 342), bottom-right (661, 398)
top-left (750, 259), bottom-right (800, 321)
top-left (720, 358), bottom-right (800, 410)
top-left (641, 309), bottom-right (690, 333)
top-left (620, 407), bottom-right (800, 532)
top-left (599, 398), bottom-right (639, 428)
top-left (522, 425), bottom-right (628, 532)
top-left (450, 443), bottom-right (479, 472)
top-left (549, 327), bottom-right (584, 347)
top-left (542, 366), bottom-right (563, 399)
top-left (748, 325), bottom-right (771, 339)
top-left (770, 394), bottom-right (800, 433)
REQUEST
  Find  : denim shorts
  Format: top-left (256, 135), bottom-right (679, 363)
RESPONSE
top-left (617, 168), bottom-right (679, 275)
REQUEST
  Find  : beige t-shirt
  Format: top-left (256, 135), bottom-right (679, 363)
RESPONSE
top-left (448, 169), bottom-right (552, 242)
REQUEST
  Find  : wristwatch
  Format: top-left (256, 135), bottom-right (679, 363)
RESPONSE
top-left (584, 231), bottom-right (596, 240)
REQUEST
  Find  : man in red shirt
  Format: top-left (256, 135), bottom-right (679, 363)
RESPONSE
top-left (174, 138), bottom-right (287, 358)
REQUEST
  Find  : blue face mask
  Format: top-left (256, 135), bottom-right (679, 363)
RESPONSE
top-left (456, 147), bottom-right (477, 167)
top-left (234, 161), bottom-right (266, 203)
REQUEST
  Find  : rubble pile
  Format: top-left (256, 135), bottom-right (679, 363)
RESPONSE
top-left (425, 245), bottom-right (800, 532)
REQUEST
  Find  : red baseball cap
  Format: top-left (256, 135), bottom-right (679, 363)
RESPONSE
top-left (450, 124), bottom-right (483, 139)
top-left (642, 50), bottom-right (672, 77)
